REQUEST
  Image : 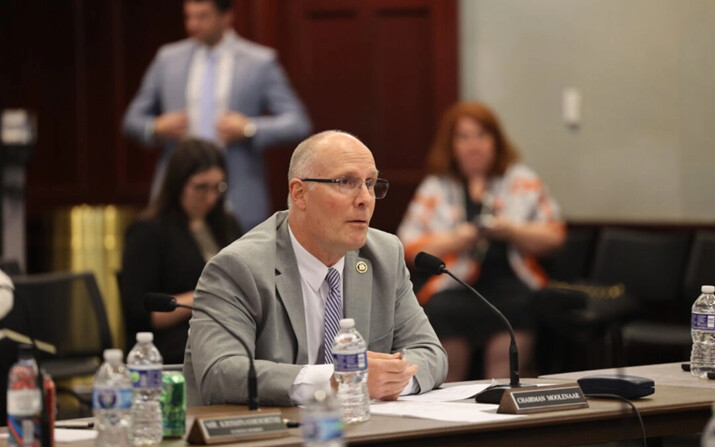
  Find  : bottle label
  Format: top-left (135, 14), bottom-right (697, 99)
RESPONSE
top-left (92, 387), bottom-right (133, 410)
top-left (6, 414), bottom-right (39, 447)
top-left (7, 389), bottom-right (42, 415)
top-left (129, 366), bottom-right (163, 389)
top-left (333, 351), bottom-right (367, 372)
top-left (692, 313), bottom-right (715, 330)
top-left (302, 415), bottom-right (344, 442)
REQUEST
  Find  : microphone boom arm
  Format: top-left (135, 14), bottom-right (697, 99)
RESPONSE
top-left (441, 269), bottom-right (520, 387)
top-left (176, 303), bottom-right (259, 411)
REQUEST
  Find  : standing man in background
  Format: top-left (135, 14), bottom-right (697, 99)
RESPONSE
top-left (123, 0), bottom-right (312, 231)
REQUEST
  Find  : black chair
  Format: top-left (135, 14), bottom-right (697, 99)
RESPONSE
top-left (0, 258), bottom-right (22, 275)
top-left (683, 231), bottom-right (715, 307)
top-left (536, 227), bottom-right (690, 372)
top-left (3, 271), bottom-right (113, 412)
top-left (622, 230), bottom-right (715, 364)
top-left (591, 228), bottom-right (691, 366)
top-left (540, 227), bottom-right (598, 282)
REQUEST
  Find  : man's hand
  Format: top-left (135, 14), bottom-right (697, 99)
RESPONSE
top-left (366, 351), bottom-right (418, 401)
top-left (217, 111), bottom-right (252, 144)
top-left (153, 111), bottom-right (188, 141)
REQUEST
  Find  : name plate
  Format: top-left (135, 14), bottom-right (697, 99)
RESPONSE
top-left (187, 409), bottom-right (288, 445)
top-left (498, 383), bottom-right (589, 414)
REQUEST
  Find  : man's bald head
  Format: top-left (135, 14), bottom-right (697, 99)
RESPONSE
top-left (287, 130), bottom-right (363, 207)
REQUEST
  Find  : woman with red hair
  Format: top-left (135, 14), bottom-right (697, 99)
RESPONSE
top-left (398, 102), bottom-right (565, 381)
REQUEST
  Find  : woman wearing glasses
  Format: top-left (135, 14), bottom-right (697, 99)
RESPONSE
top-left (398, 102), bottom-right (565, 382)
top-left (121, 138), bottom-right (242, 363)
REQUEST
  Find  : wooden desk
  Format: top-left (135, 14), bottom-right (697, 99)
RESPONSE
top-left (540, 361), bottom-right (711, 389)
top-left (2, 367), bottom-right (712, 446)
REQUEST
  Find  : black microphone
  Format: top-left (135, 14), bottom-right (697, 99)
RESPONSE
top-left (414, 251), bottom-right (534, 404)
top-left (145, 293), bottom-right (259, 411)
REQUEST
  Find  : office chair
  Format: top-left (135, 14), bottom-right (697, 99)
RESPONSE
top-left (3, 271), bottom-right (113, 412)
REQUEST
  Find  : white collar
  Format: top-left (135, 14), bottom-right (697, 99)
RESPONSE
top-left (287, 224), bottom-right (345, 293)
top-left (196, 29), bottom-right (237, 54)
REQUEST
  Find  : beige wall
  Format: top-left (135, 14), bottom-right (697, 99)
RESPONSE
top-left (460, 0), bottom-right (715, 221)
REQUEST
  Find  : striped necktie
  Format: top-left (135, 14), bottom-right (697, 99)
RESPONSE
top-left (198, 51), bottom-right (217, 141)
top-left (323, 267), bottom-right (343, 364)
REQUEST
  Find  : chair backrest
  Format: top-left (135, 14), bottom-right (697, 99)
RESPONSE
top-left (0, 259), bottom-right (22, 275)
top-left (683, 230), bottom-right (715, 307)
top-left (589, 228), bottom-right (690, 310)
top-left (540, 227), bottom-right (598, 282)
top-left (3, 271), bottom-right (113, 359)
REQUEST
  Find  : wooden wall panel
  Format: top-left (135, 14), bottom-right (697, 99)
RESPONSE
top-left (266, 0), bottom-right (458, 233)
top-left (4, 0), bottom-right (457, 236)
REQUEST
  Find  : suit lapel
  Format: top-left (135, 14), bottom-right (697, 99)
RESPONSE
top-left (344, 251), bottom-right (373, 343)
top-left (274, 217), bottom-right (309, 364)
top-left (172, 43), bottom-right (196, 110)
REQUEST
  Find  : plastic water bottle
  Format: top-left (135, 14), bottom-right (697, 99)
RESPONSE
top-left (7, 344), bottom-right (42, 447)
top-left (93, 348), bottom-right (132, 447)
top-left (702, 403), bottom-right (715, 447)
top-left (332, 318), bottom-right (370, 423)
top-left (691, 285), bottom-right (715, 378)
top-left (301, 389), bottom-right (345, 447)
top-left (127, 332), bottom-right (163, 446)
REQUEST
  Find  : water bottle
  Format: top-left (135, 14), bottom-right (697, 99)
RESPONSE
top-left (703, 403), bottom-right (715, 447)
top-left (301, 389), bottom-right (345, 447)
top-left (93, 349), bottom-right (132, 447)
top-left (7, 344), bottom-right (42, 447)
top-left (127, 332), bottom-right (163, 446)
top-left (332, 318), bottom-right (370, 423)
top-left (691, 285), bottom-right (715, 378)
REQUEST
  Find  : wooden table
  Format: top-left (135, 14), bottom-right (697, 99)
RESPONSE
top-left (2, 365), bottom-right (713, 446)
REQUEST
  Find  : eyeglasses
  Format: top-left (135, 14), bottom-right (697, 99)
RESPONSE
top-left (301, 176), bottom-right (390, 199)
top-left (189, 181), bottom-right (228, 195)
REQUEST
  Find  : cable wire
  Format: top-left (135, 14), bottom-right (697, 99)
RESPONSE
top-left (585, 393), bottom-right (647, 447)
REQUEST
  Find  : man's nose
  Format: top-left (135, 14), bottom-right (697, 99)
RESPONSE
top-left (353, 181), bottom-right (374, 205)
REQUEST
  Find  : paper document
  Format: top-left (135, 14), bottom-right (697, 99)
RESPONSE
top-left (55, 429), bottom-right (98, 443)
top-left (371, 401), bottom-right (524, 423)
top-left (399, 383), bottom-right (493, 402)
top-left (0, 429), bottom-right (99, 443)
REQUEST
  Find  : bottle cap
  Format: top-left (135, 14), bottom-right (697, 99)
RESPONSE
top-left (702, 285), bottom-right (715, 294)
top-left (339, 318), bottom-right (355, 328)
top-left (136, 332), bottom-right (154, 343)
top-left (103, 348), bottom-right (123, 362)
top-left (313, 389), bottom-right (328, 403)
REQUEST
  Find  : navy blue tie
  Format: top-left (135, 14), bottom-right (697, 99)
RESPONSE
top-left (323, 268), bottom-right (343, 364)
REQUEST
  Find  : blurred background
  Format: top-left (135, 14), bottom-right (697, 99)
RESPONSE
top-left (1, 0), bottom-right (714, 359)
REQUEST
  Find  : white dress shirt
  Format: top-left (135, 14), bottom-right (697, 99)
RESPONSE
top-left (185, 30), bottom-right (237, 144)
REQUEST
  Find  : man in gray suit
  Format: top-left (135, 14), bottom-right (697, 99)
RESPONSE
top-left (184, 130), bottom-right (447, 406)
top-left (123, 0), bottom-right (311, 231)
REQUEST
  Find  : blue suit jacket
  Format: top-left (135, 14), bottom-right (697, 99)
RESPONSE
top-left (123, 34), bottom-right (312, 230)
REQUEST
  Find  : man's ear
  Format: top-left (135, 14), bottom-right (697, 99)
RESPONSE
top-left (289, 178), bottom-right (307, 210)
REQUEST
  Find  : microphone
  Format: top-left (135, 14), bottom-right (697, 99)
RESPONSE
top-left (414, 252), bottom-right (534, 404)
top-left (145, 293), bottom-right (259, 411)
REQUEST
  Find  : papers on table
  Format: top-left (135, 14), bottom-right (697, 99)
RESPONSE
top-left (398, 383), bottom-right (493, 402)
top-left (0, 429), bottom-right (98, 444)
top-left (55, 428), bottom-right (98, 443)
top-left (371, 401), bottom-right (524, 423)
top-left (369, 383), bottom-right (525, 423)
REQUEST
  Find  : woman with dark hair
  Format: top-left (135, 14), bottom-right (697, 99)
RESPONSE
top-left (121, 138), bottom-right (242, 364)
top-left (398, 102), bottom-right (565, 381)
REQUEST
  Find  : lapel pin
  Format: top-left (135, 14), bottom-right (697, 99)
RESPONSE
top-left (356, 261), bottom-right (368, 274)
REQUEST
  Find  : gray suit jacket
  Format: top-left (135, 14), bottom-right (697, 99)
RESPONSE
top-left (123, 34), bottom-right (311, 230)
top-left (184, 211), bottom-right (448, 406)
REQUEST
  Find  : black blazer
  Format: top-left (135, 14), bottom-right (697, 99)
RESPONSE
top-left (120, 215), bottom-right (241, 363)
